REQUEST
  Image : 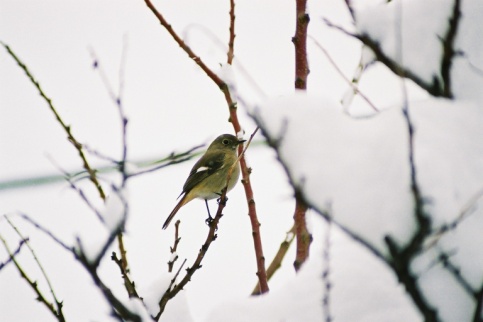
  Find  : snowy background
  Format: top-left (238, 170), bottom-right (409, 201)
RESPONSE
top-left (1, 0), bottom-right (482, 321)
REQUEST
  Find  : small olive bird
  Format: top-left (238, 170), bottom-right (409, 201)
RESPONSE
top-left (162, 134), bottom-right (245, 229)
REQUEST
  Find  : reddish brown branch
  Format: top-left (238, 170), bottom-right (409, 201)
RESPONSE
top-left (143, 0), bottom-right (269, 294)
top-left (293, 198), bottom-right (312, 271)
top-left (1, 42), bottom-right (106, 201)
top-left (227, 0), bottom-right (236, 64)
top-left (292, 0), bottom-right (310, 89)
top-left (292, 0), bottom-right (311, 271)
top-left (239, 129), bottom-right (269, 294)
top-left (168, 220), bottom-right (181, 273)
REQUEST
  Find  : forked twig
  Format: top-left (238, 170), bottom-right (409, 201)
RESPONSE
top-left (143, 0), bottom-right (269, 294)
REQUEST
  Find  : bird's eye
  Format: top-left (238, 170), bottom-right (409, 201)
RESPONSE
top-left (222, 139), bottom-right (230, 145)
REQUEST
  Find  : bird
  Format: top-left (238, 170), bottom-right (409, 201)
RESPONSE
top-left (162, 134), bottom-right (245, 229)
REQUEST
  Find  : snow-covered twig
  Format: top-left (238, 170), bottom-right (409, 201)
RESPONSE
top-left (322, 18), bottom-right (452, 98)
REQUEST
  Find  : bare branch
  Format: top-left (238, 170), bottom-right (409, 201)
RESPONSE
top-left (309, 36), bottom-right (379, 112)
top-left (252, 224), bottom-right (295, 295)
top-left (168, 220), bottom-right (181, 273)
top-left (0, 233), bottom-right (66, 322)
top-left (1, 42), bottom-right (106, 200)
top-left (440, 0), bottom-right (462, 98)
top-left (322, 18), bottom-right (448, 98)
top-left (227, 0), bottom-right (236, 64)
top-left (143, 0), bottom-right (269, 295)
top-left (5, 217), bottom-right (66, 320)
top-left (0, 238), bottom-right (26, 271)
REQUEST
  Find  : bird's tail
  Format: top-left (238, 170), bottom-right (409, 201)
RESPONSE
top-left (162, 193), bottom-right (189, 229)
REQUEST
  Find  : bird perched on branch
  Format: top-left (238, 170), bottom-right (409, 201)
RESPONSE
top-left (162, 134), bottom-right (245, 229)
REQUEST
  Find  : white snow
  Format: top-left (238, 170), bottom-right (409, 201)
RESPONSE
top-left (355, 0), bottom-right (454, 85)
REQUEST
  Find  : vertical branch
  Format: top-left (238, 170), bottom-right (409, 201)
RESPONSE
top-left (227, 0), bottom-right (236, 65)
top-left (90, 45), bottom-right (136, 299)
top-left (167, 220), bottom-right (181, 273)
top-left (143, 0), bottom-right (269, 294)
top-left (291, 0), bottom-right (312, 271)
top-left (252, 224), bottom-right (296, 295)
top-left (239, 129), bottom-right (269, 294)
top-left (293, 196), bottom-right (311, 271)
top-left (440, 0), bottom-right (461, 98)
top-left (292, 0), bottom-right (310, 89)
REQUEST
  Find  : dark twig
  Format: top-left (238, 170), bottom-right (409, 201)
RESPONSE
top-left (1, 42), bottom-right (106, 200)
top-left (438, 251), bottom-right (476, 297)
top-left (440, 0), bottom-right (461, 98)
top-left (0, 233), bottom-right (66, 322)
top-left (383, 32), bottom-right (436, 318)
top-left (167, 220), bottom-right (181, 273)
top-left (0, 238), bottom-right (26, 271)
top-left (112, 252), bottom-right (140, 299)
top-left (6, 218), bottom-right (66, 320)
top-left (127, 144), bottom-right (204, 178)
top-left (474, 286), bottom-right (483, 322)
top-left (76, 250), bottom-right (142, 322)
top-left (322, 19), bottom-right (449, 98)
top-left (46, 154), bottom-right (107, 225)
top-left (155, 188), bottom-right (229, 320)
top-left (16, 213), bottom-right (71, 252)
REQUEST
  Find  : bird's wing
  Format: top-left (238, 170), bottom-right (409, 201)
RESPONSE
top-left (182, 151), bottom-right (225, 193)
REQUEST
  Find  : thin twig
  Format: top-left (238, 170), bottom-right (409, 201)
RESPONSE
top-left (155, 188), bottom-right (229, 320)
top-left (0, 238), bottom-right (26, 271)
top-left (383, 6), bottom-right (437, 320)
top-left (112, 252), bottom-right (140, 299)
top-left (1, 42), bottom-right (106, 200)
top-left (227, 0), bottom-right (236, 64)
top-left (322, 18), bottom-right (449, 98)
top-left (309, 36), bottom-right (378, 112)
top-left (322, 217), bottom-right (333, 322)
top-left (293, 196), bottom-right (311, 271)
top-left (143, 0), bottom-right (269, 294)
top-left (76, 249), bottom-right (142, 322)
top-left (168, 220), bottom-right (181, 273)
top-left (0, 233), bottom-right (66, 322)
top-left (16, 213), bottom-right (72, 252)
top-left (6, 217), bottom-right (66, 319)
top-left (252, 224), bottom-right (295, 295)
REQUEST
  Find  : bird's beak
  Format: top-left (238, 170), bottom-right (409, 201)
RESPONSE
top-left (237, 139), bottom-right (246, 145)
